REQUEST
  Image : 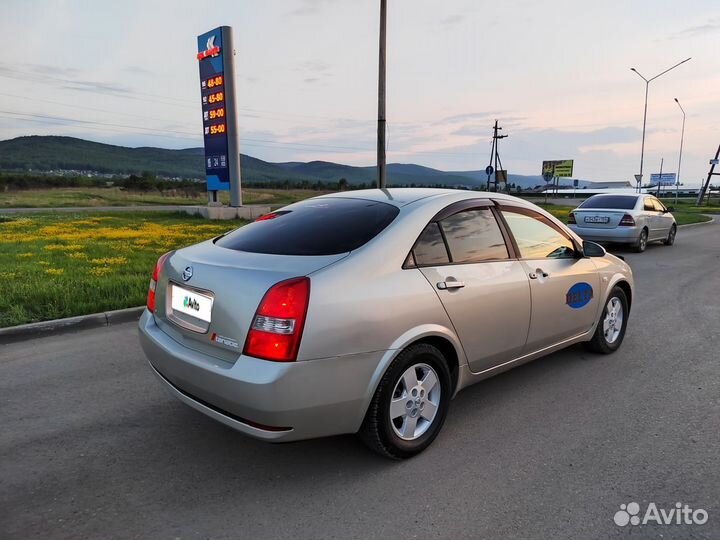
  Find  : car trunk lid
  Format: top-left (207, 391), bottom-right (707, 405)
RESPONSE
top-left (571, 209), bottom-right (627, 229)
top-left (152, 239), bottom-right (346, 363)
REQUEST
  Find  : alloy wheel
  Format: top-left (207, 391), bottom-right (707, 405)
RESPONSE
top-left (389, 363), bottom-right (441, 440)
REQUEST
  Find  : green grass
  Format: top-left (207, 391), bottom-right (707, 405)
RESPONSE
top-left (0, 187), bottom-right (326, 208)
top-left (0, 212), bottom-right (243, 327)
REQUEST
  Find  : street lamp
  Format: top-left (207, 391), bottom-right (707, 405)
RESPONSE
top-left (674, 98), bottom-right (685, 205)
top-left (630, 57), bottom-right (691, 193)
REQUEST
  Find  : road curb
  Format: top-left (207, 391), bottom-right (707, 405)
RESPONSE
top-left (0, 306), bottom-right (145, 345)
top-left (678, 215), bottom-right (715, 228)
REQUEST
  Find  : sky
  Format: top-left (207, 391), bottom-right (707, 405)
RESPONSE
top-left (0, 0), bottom-right (718, 184)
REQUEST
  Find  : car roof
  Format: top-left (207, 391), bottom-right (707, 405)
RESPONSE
top-left (317, 188), bottom-right (520, 208)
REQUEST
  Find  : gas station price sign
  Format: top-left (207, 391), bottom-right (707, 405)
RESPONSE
top-left (197, 27), bottom-right (231, 191)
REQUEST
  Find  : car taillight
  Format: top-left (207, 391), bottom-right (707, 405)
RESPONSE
top-left (244, 277), bottom-right (310, 362)
top-left (619, 214), bottom-right (636, 226)
top-left (146, 252), bottom-right (172, 313)
top-left (568, 212), bottom-right (576, 224)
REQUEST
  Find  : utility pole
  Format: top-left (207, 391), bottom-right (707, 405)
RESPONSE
top-left (697, 145), bottom-right (720, 205)
top-left (488, 120), bottom-right (508, 192)
top-left (486, 130), bottom-right (496, 191)
top-left (656, 157), bottom-right (663, 197)
top-left (376, 0), bottom-right (387, 189)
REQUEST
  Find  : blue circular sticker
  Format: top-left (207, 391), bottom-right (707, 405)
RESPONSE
top-left (566, 282), bottom-right (593, 309)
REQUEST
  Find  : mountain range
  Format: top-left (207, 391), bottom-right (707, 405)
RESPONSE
top-left (0, 136), bottom-right (591, 189)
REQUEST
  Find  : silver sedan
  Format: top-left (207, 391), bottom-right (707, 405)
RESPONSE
top-left (568, 193), bottom-right (677, 252)
top-left (138, 189), bottom-right (634, 459)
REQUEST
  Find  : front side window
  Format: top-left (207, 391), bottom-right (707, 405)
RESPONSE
top-left (441, 209), bottom-right (508, 263)
top-left (652, 198), bottom-right (667, 212)
top-left (501, 209), bottom-right (577, 259)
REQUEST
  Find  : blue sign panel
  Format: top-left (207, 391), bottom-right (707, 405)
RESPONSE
top-left (650, 173), bottom-right (676, 186)
top-left (197, 27), bottom-right (230, 191)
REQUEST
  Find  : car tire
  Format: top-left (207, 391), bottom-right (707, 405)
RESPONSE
top-left (585, 286), bottom-right (629, 354)
top-left (633, 228), bottom-right (648, 252)
top-left (663, 224), bottom-right (677, 246)
top-left (359, 343), bottom-right (451, 460)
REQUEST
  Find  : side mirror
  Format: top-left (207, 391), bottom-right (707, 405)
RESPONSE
top-left (583, 240), bottom-right (606, 258)
top-left (665, 206), bottom-right (674, 212)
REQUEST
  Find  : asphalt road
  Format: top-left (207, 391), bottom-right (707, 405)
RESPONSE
top-left (2, 221), bottom-right (718, 540)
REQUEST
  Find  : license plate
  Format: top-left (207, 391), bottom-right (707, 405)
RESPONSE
top-left (584, 215), bottom-right (610, 223)
top-left (170, 284), bottom-right (213, 322)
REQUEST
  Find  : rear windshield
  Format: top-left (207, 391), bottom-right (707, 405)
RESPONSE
top-left (216, 198), bottom-right (400, 255)
top-left (579, 195), bottom-right (638, 210)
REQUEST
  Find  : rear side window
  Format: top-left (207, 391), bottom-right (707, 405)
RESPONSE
top-left (643, 198), bottom-right (656, 211)
top-left (410, 207), bottom-right (508, 267)
top-left (413, 223), bottom-right (450, 266)
top-left (216, 198), bottom-right (399, 255)
top-left (441, 209), bottom-right (508, 263)
top-left (580, 195), bottom-right (638, 210)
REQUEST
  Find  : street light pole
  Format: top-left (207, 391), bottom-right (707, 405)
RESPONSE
top-left (630, 57), bottom-right (691, 194)
top-left (674, 98), bottom-right (685, 206)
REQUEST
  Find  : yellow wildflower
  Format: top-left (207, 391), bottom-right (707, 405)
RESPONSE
top-left (90, 257), bottom-right (127, 266)
top-left (44, 244), bottom-right (84, 251)
top-left (89, 266), bottom-right (112, 277)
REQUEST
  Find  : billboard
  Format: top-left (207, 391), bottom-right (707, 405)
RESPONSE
top-left (197, 26), bottom-right (242, 206)
top-left (542, 160), bottom-right (574, 177)
top-left (650, 173), bottom-right (676, 186)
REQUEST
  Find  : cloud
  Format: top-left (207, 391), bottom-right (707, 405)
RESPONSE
top-left (121, 65), bottom-right (154, 76)
top-left (62, 80), bottom-right (133, 94)
top-left (440, 14), bottom-right (465, 27)
top-left (26, 63), bottom-right (82, 77)
top-left (289, 0), bottom-right (336, 16)
top-left (298, 60), bottom-right (332, 84)
top-left (451, 117), bottom-right (527, 137)
top-left (301, 60), bottom-right (332, 73)
top-left (0, 63), bottom-right (132, 94)
top-left (666, 16), bottom-right (720, 39)
top-left (437, 111), bottom-right (496, 124)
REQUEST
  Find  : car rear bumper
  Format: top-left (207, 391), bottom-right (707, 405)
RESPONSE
top-left (568, 224), bottom-right (641, 243)
top-left (138, 309), bottom-right (384, 442)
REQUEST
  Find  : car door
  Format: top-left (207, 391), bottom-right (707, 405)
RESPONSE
top-left (409, 201), bottom-right (532, 373)
top-left (498, 205), bottom-right (600, 354)
top-left (651, 198), bottom-right (673, 237)
top-left (643, 196), bottom-right (664, 240)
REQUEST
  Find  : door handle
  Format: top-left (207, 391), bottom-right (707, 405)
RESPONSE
top-left (529, 269), bottom-right (549, 279)
top-left (437, 280), bottom-right (465, 290)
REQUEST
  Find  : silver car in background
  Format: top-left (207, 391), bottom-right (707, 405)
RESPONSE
top-left (568, 193), bottom-right (677, 252)
top-left (139, 189), bottom-right (634, 459)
